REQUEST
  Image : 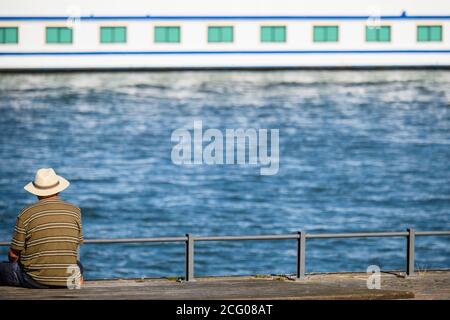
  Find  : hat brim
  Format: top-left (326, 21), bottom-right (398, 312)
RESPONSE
top-left (24, 176), bottom-right (70, 196)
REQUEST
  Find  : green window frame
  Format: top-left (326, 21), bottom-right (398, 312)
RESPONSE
top-left (154, 26), bottom-right (181, 43)
top-left (260, 26), bottom-right (286, 42)
top-left (366, 26), bottom-right (391, 42)
top-left (313, 26), bottom-right (339, 42)
top-left (417, 25), bottom-right (442, 42)
top-left (100, 27), bottom-right (127, 43)
top-left (208, 26), bottom-right (233, 43)
top-left (0, 27), bottom-right (18, 44)
top-left (46, 27), bottom-right (72, 44)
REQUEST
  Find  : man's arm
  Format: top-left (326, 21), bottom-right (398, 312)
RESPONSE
top-left (10, 216), bottom-right (26, 262)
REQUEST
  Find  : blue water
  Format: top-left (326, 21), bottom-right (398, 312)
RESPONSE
top-left (0, 70), bottom-right (449, 280)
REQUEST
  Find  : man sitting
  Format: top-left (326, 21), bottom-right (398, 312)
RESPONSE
top-left (0, 168), bottom-right (83, 289)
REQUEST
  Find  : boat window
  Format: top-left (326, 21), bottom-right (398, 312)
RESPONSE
top-left (260, 26), bottom-right (286, 42)
top-left (0, 27), bottom-right (18, 44)
top-left (154, 26), bottom-right (181, 43)
top-left (100, 26), bottom-right (127, 43)
top-left (208, 26), bottom-right (233, 43)
top-left (313, 26), bottom-right (339, 42)
top-left (46, 27), bottom-right (72, 44)
top-left (366, 26), bottom-right (391, 42)
top-left (417, 26), bottom-right (442, 42)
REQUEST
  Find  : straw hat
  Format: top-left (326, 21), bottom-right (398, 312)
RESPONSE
top-left (24, 168), bottom-right (70, 196)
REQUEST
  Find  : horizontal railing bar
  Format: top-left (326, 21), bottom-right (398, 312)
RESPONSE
top-left (83, 237), bottom-right (188, 244)
top-left (195, 234), bottom-right (298, 241)
top-left (306, 232), bottom-right (409, 239)
top-left (416, 231), bottom-right (450, 236)
top-left (0, 230), bottom-right (449, 247)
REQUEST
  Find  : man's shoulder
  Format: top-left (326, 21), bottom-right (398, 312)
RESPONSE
top-left (59, 200), bottom-right (81, 213)
top-left (18, 199), bottom-right (81, 218)
top-left (18, 200), bottom-right (45, 218)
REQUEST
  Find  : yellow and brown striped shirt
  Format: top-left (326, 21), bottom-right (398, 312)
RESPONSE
top-left (10, 198), bottom-right (83, 287)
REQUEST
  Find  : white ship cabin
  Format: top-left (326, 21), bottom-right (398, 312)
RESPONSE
top-left (0, 0), bottom-right (449, 69)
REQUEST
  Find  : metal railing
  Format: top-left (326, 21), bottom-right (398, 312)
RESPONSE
top-left (1, 228), bottom-right (449, 281)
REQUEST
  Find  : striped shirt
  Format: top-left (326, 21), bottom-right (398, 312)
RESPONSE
top-left (11, 198), bottom-right (83, 287)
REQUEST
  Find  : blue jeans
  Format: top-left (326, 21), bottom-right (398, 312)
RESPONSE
top-left (0, 261), bottom-right (84, 289)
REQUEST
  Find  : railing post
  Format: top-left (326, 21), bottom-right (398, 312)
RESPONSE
top-left (297, 231), bottom-right (306, 279)
top-left (185, 233), bottom-right (195, 281)
top-left (406, 228), bottom-right (415, 277)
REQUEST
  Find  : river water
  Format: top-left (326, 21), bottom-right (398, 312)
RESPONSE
top-left (0, 70), bottom-right (449, 279)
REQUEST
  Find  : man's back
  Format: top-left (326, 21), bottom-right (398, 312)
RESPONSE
top-left (11, 198), bottom-right (83, 287)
